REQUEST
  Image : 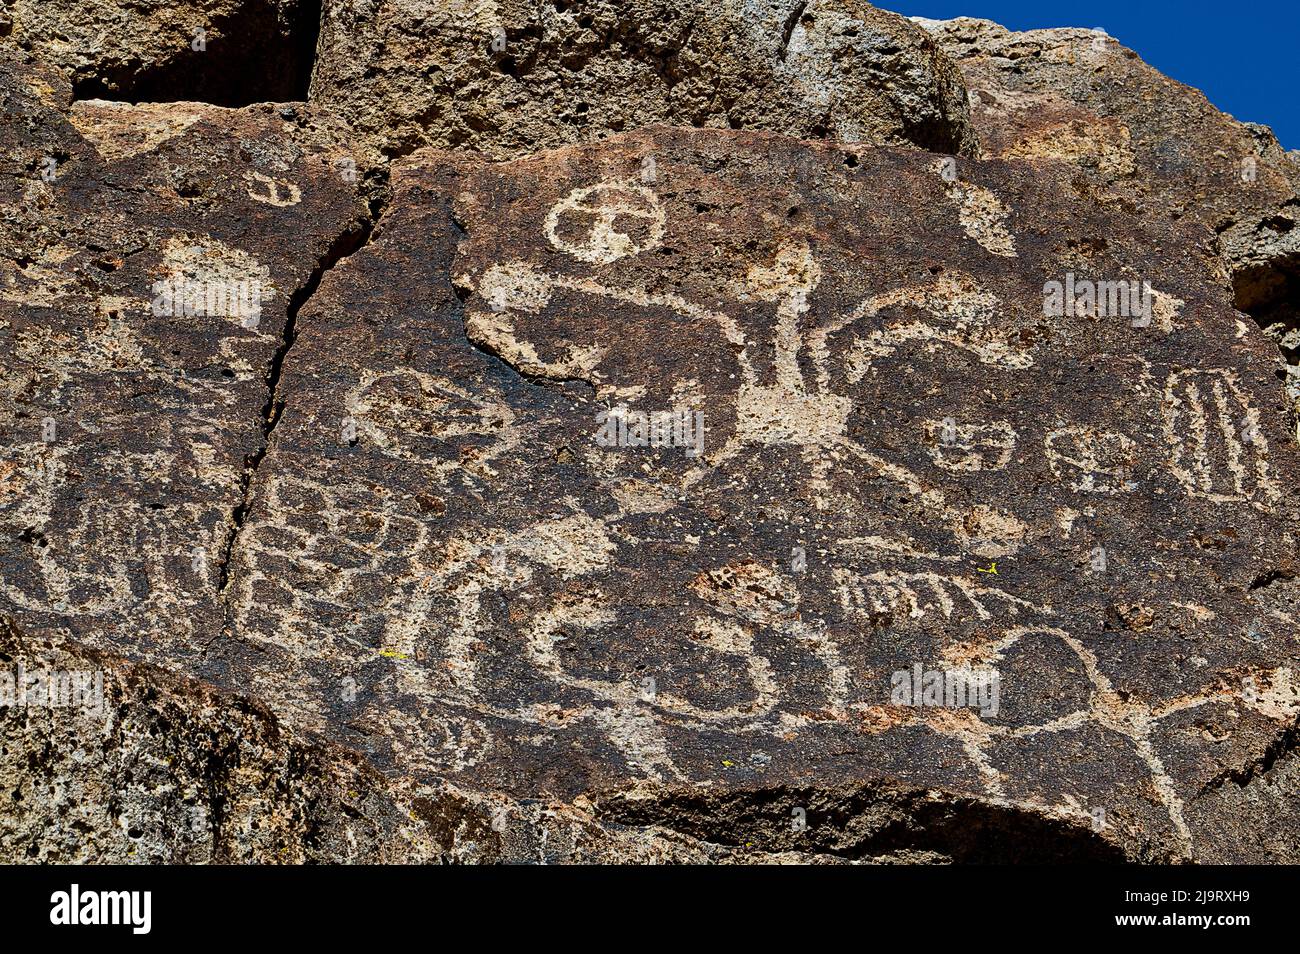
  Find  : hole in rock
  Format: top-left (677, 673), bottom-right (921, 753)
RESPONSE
top-left (71, 0), bottom-right (322, 107)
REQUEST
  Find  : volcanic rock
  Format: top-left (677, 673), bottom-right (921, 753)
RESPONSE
top-left (211, 128), bottom-right (1298, 862)
top-left (2, 7), bottom-right (1299, 865)
top-left (309, 0), bottom-right (978, 160)
top-left (0, 47), bottom-right (368, 707)
top-left (1, 0), bottom-right (317, 104)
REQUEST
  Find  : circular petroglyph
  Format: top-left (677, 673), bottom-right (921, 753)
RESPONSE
top-left (543, 182), bottom-right (666, 264)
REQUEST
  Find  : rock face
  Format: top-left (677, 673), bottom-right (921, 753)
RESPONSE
top-left (0, 46), bottom-right (369, 669)
top-left (1, 0), bottom-right (317, 104)
top-left (918, 18), bottom-right (1300, 378)
top-left (2, 5), bottom-right (1300, 864)
top-left (200, 127), bottom-right (1296, 863)
top-left (310, 0), bottom-right (978, 159)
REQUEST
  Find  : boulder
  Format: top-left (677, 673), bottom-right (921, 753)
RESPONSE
top-left (0, 0), bottom-right (317, 104)
top-left (918, 18), bottom-right (1300, 385)
top-left (3, 7), bottom-right (1299, 865)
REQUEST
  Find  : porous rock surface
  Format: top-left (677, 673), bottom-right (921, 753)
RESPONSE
top-left (1, 5), bottom-right (1299, 864)
top-left (310, 0), bottom-right (978, 159)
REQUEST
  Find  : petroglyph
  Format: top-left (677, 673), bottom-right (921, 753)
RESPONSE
top-left (8, 109), bottom-right (1297, 863)
top-left (157, 236), bottom-right (277, 327)
top-left (245, 171), bottom-right (303, 207)
top-left (833, 569), bottom-right (1051, 624)
top-left (1044, 426), bottom-right (1138, 494)
top-left (925, 419), bottom-right (1017, 472)
top-left (927, 627), bottom-right (1300, 856)
top-left (747, 241), bottom-right (822, 393)
top-left (811, 273), bottom-right (1035, 384)
top-left (384, 706), bottom-right (495, 776)
top-left (543, 182), bottom-right (666, 264)
top-left (1162, 369), bottom-right (1277, 505)
top-left (231, 474), bottom-right (433, 654)
top-left (467, 210), bottom-right (1033, 557)
top-left (345, 368), bottom-right (520, 480)
top-left (465, 261), bottom-right (738, 387)
top-left (934, 161), bottom-right (1018, 257)
top-left (444, 145), bottom-right (1283, 823)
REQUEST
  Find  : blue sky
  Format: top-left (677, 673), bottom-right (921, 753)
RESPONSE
top-left (888, 0), bottom-right (1299, 149)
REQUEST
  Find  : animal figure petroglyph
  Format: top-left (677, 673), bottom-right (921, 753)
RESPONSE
top-left (924, 627), bottom-right (1300, 859)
